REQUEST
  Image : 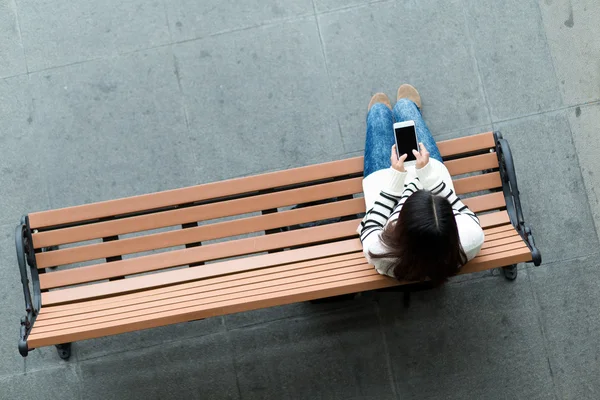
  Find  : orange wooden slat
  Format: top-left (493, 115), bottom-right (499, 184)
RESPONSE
top-left (453, 172), bottom-right (502, 195)
top-left (462, 192), bottom-right (505, 213)
top-left (33, 177), bottom-right (363, 248)
top-left (36, 198), bottom-right (365, 268)
top-left (29, 157), bottom-right (365, 229)
top-left (460, 247), bottom-right (532, 273)
top-left (29, 274), bottom-right (399, 348)
top-left (478, 241), bottom-right (529, 257)
top-left (478, 211), bottom-right (510, 228)
top-left (445, 153), bottom-right (498, 176)
top-left (40, 239), bottom-right (364, 305)
top-left (481, 235), bottom-right (524, 250)
top-left (438, 132), bottom-right (495, 157)
top-left (484, 229), bottom-right (520, 241)
top-left (35, 262), bottom-right (374, 329)
top-left (38, 253), bottom-right (368, 319)
top-left (482, 224), bottom-right (516, 236)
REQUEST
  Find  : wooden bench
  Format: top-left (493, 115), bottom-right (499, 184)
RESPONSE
top-left (15, 131), bottom-right (541, 360)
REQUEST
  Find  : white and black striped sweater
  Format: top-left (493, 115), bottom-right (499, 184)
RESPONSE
top-left (357, 159), bottom-right (484, 277)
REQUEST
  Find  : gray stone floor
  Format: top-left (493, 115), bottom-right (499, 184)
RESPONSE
top-left (1, 0), bottom-right (599, 398)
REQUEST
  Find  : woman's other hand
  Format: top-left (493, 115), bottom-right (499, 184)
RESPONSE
top-left (390, 145), bottom-right (408, 172)
top-left (413, 143), bottom-right (430, 170)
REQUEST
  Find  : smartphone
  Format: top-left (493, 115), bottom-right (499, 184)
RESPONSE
top-left (393, 120), bottom-right (419, 162)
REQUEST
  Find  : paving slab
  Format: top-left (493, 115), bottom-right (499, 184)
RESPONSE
top-left (538, 0), bottom-right (600, 105)
top-left (28, 46), bottom-right (197, 209)
top-left (378, 273), bottom-right (555, 399)
top-left (0, 0), bottom-right (26, 78)
top-left (166, 0), bottom-right (314, 42)
top-left (529, 255), bottom-right (600, 400)
top-left (174, 18), bottom-right (342, 181)
top-left (0, 75), bottom-right (50, 226)
top-left (78, 332), bottom-right (240, 400)
top-left (567, 103), bottom-right (600, 240)
top-left (17, 0), bottom-right (170, 71)
top-left (0, 366), bottom-right (80, 400)
top-left (228, 301), bottom-right (396, 400)
top-left (495, 110), bottom-right (598, 263)
top-left (318, 0), bottom-right (490, 153)
top-left (463, 0), bottom-right (562, 121)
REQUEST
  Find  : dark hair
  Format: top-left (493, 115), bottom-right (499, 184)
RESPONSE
top-left (370, 189), bottom-right (467, 285)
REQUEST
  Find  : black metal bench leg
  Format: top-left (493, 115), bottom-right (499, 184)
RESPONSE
top-left (502, 264), bottom-right (518, 281)
top-left (403, 291), bottom-right (411, 308)
top-left (55, 343), bottom-right (72, 360)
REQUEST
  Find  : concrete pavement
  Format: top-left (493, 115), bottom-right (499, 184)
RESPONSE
top-left (1, 0), bottom-right (599, 398)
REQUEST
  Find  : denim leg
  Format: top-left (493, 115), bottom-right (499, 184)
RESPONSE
top-left (392, 98), bottom-right (442, 163)
top-left (364, 103), bottom-right (395, 178)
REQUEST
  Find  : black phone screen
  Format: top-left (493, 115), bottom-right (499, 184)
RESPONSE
top-left (394, 124), bottom-right (418, 161)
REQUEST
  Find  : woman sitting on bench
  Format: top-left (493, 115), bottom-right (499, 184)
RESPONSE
top-left (358, 84), bottom-right (484, 285)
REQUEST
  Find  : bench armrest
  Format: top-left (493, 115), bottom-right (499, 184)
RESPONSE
top-left (15, 216), bottom-right (41, 357)
top-left (495, 132), bottom-right (542, 266)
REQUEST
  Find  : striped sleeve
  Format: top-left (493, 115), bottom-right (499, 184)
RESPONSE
top-left (359, 168), bottom-right (408, 242)
top-left (359, 190), bottom-right (402, 242)
top-left (387, 187), bottom-right (414, 220)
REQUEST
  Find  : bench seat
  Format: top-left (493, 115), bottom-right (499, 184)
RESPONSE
top-left (15, 131), bottom-right (541, 357)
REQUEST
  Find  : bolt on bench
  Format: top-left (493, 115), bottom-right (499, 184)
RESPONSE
top-left (15, 131), bottom-right (541, 360)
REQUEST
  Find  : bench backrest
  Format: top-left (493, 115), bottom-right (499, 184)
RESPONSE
top-left (28, 132), bottom-right (505, 298)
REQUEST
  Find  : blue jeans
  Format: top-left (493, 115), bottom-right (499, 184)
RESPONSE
top-left (364, 98), bottom-right (442, 178)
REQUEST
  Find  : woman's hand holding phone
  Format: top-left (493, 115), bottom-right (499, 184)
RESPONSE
top-left (391, 143), bottom-right (429, 172)
top-left (413, 143), bottom-right (429, 170)
top-left (390, 145), bottom-right (408, 172)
